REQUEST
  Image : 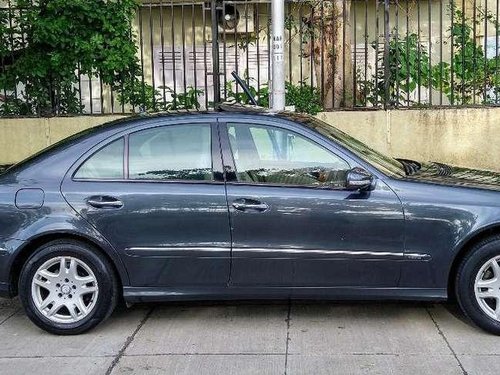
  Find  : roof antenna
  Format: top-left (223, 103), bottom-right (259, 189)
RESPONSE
top-left (231, 71), bottom-right (258, 106)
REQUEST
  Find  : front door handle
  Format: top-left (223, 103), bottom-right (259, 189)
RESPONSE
top-left (232, 198), bottom-right (269, 212)
top-left (86, 196), bottom-right (123, 209)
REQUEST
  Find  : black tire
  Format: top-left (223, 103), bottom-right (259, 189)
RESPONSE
top-left (456, 235), bottom-right (500, 335)
top-left (19, 240), bottom-right (118, 335)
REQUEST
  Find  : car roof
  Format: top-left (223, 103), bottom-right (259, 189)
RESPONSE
top-left (83, 103), bottom-right (310, 136)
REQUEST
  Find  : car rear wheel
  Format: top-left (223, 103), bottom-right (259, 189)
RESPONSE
top-left (19, 240), bottom-right (118, 335)
top-left (456, 236), bottom-right (500, 335)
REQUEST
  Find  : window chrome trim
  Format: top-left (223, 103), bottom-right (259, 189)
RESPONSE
top-left (224, 180), bottom-right (352, 191)
top-left (71, 178), bottom-right (224, 186)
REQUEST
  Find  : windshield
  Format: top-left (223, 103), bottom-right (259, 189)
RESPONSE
top-left (287, 114), bottom-right (406, 177)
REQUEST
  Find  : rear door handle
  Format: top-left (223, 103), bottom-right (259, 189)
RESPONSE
top-left (86, 196), bottom-right (123, 209)
top-left (232, 198), bottom-right (269, 212)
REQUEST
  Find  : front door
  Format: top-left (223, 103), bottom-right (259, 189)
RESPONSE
top-left (62, 120), bottom-right (231, 288)
top-left (220, 119), bottom-right (405, 288)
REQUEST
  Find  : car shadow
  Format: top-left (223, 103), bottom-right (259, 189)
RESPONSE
top-left (439, 300), bottom-right (471, 325)
top-left (119, 298), bottom-right (459, 315)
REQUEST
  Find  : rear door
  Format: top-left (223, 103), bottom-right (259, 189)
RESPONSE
top-left (219, 117), bottom-right (405, 288)
top-left (61, 119), bottom-right (232, 288)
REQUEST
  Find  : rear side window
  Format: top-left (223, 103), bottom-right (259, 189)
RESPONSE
top-left (74, 138), bottom-right (124, 179)
top-left (128, 124), bottom-right (212, 181)
top-left (74, 124), bottom-right (213, 182)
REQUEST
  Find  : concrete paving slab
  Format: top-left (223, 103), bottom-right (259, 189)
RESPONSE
top-left (0, 305), bottom-right (149, 358)
top-left (0, 357), bottom-right (113, 375)
top-left (428, 304), bottom-right (500, 355)
top-left (288, 303), bottom-right (450, 355)
top-left (113, 354), bottom-right (284, 375)
top-left (126, 304), bottom-right (288, 355)
top-left (0, 300), bottom-right (496, 374)
top-left (459, 355), bottom-right (500, 375)
top-left (0, 298), bottom-right (20, 324)
top-left (286, 354), bottom-right (462, 375)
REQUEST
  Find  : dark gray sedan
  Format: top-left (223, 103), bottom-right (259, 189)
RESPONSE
top-left (1, 108), bottom-right (500, 335)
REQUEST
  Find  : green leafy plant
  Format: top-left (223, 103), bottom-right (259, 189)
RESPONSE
top-left (357, 33), bottom-right (431, 107)
top-left (225, 78), bottom-right (269, 107)
top-left (164, 86), bottom-right (204, 110)
top-left (431, 5), bottom-right (500, 105)
top-left (0, 93), bottom-right (32, 116)
top-left (357, 3), bottom-right (500, 107)
top-left (285, 81), bottom-right (323, 114)
top-left (0, 0), bottom-right (158, 116)
top-left (225, 78), bottom-right (321, 115)
top-left (117, 79), bottom-right (162, 113)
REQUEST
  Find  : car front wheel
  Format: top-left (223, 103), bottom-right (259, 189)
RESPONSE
top-left (19, 240), bottom-right (118, 335)
top-left (456, 236), bottom-right (500, 335)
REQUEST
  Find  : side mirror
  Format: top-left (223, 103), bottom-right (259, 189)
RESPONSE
top-left (346, 167), bottom-right (374, 191)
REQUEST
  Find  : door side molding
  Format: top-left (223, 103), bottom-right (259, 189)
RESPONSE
top-left (231, 248), bottom-right (431, 261)
top-left (124, 246), bottom-right (230, 258)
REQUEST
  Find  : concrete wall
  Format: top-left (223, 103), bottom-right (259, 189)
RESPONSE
top-left (317, 108), bottom-right (500, 172)
top-left (0, 116), bottom-right (126, 166)
top-left (0, 107), bottom-right (499, 171)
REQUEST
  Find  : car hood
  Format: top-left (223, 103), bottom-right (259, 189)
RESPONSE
top-left (404, 162), bottom-right (500, 191)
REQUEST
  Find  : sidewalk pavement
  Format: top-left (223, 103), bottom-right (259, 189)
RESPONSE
top-left (0, 298), bottom-right (498, 374)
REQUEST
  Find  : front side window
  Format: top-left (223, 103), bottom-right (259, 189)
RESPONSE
top-left (129, 124), bottom-right (212, 181)
top-left (74, 138), bottom-right (124, 179)
top-left (227, 123), bottom-right (350, 187)
top-left (290, 114), bottom-right (406, 177)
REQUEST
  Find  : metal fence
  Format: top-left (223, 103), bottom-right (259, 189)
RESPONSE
top-left (1, 0), bottom-right (500, 116)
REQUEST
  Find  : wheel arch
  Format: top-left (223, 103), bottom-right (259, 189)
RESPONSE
top-left (448, 223), bottom-right (500, 299)
top-left (9, 231), bottom-right (129, 296)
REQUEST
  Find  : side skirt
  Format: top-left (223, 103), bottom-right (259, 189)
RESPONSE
top-left (123, 286), bottom-right (448, 303)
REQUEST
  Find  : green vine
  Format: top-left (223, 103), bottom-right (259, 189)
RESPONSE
top-left (358, 2), bottom-right (500, 107)
top-left (357, 33), bottom-right (430, 107)
top-left (432, 5), bottom-right (500, 105)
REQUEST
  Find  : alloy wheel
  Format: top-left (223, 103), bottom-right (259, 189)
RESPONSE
top-left (474, 255), bottom-right (500, 321)
top-left (31, 256), bottom-right (99, 324)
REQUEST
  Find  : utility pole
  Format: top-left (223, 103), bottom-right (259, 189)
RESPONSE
top-left (211, 0), bottom-right (221, 106)
top-left (271, 0), bottom-right (285, 111)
